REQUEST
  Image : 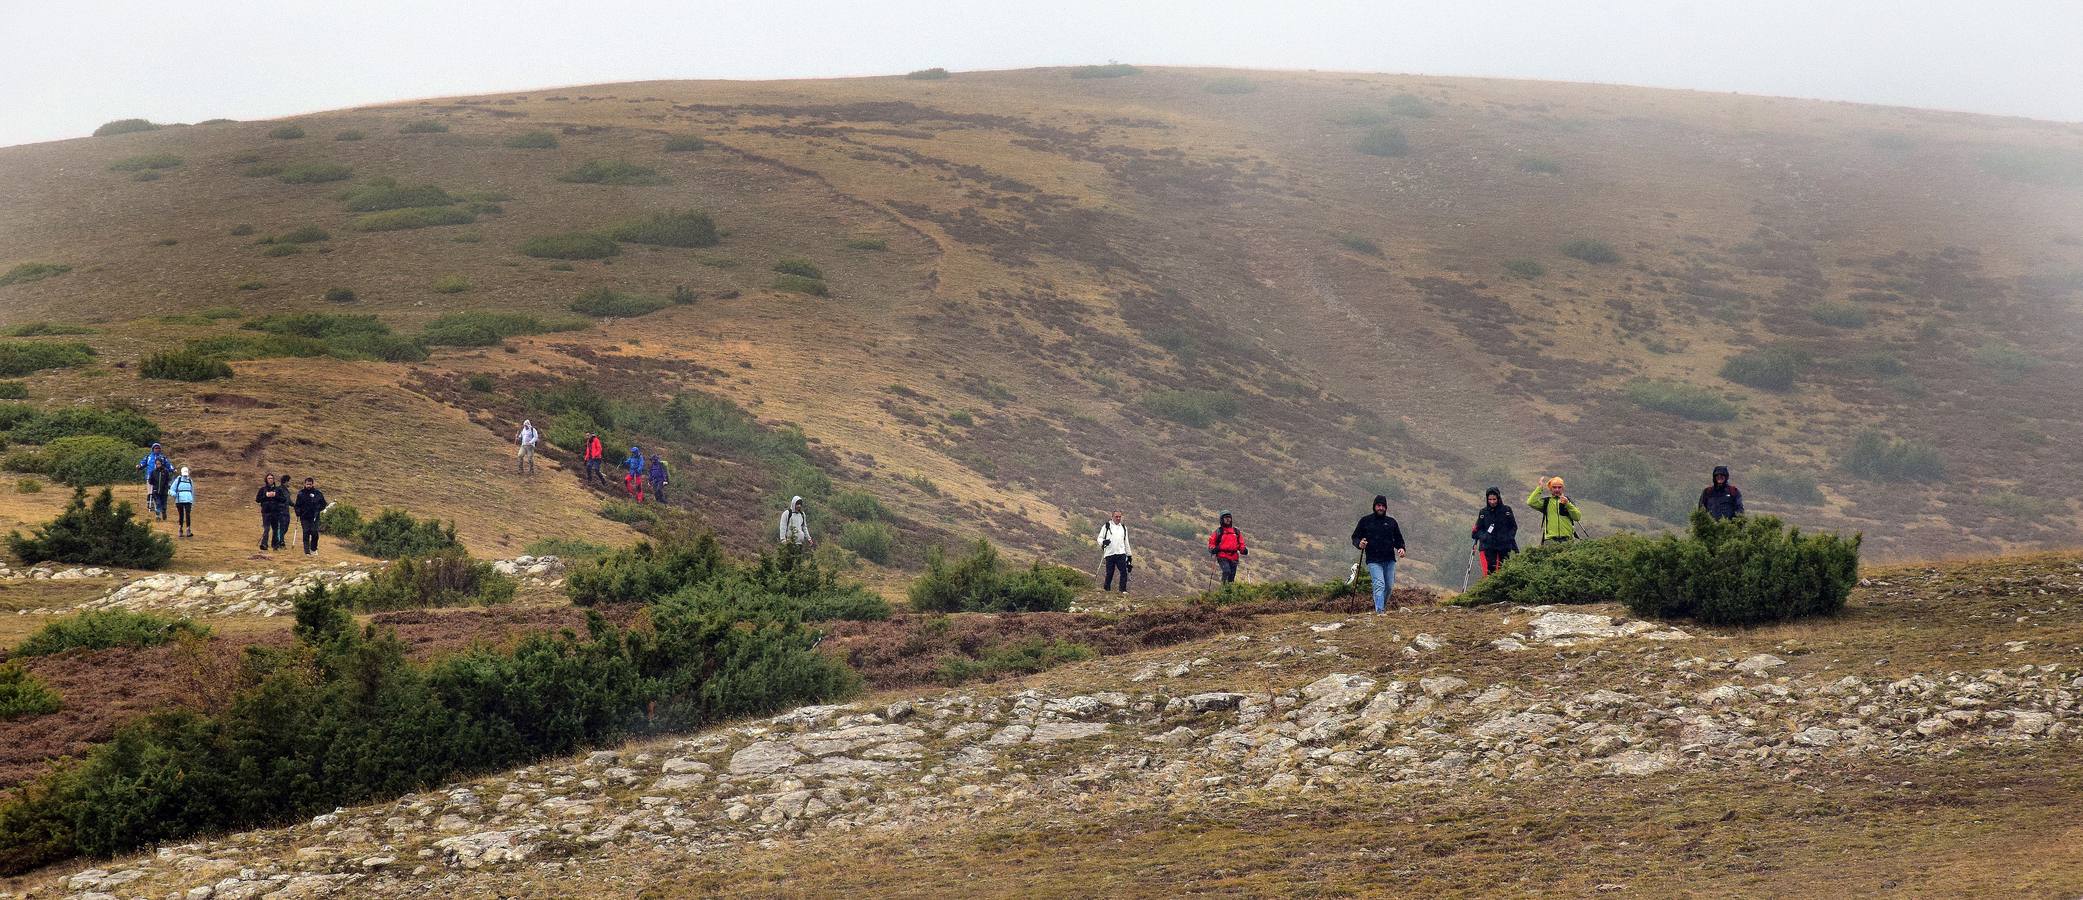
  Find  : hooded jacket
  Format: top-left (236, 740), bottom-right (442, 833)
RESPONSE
top-left (149, 460), bottom-right (175, 493)
top-left (1351, 512), bottom-right (1407, 564)
top-left (170, 473), bottom-right (195, 505)
top-left (1526, 486), bottom-right (1581, 542)
top-left (625, 447), bottom-right (646, 477)
top-left (648, 457), bottom-right (669, 484)
top-left (518, 422), bottom-right (538, 448)
top-left (255, 482), bottom-right (289, 518)
top-left (1699, 466), bottom-right (1744, 520)
top-left (137, 449), bottom-right (167, 481)
top-left (583, 435), bottom-right (603, 461)
top-left (1095, 520), bottom-right (1133, 560)
top-left (1472, 491), bottom-right (1518, 552)
top-left (778, 498), bottom-right (811, 544)
top-left (293, 487), bottom-right (327, 522)
top-left (1207, 521), bottom-right (1247, 562)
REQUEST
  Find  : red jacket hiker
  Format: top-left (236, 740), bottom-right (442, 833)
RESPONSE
top-left (583, 435), bottom-right (603, 461)
top-left (1207, 524), bottom-right (1247, 561)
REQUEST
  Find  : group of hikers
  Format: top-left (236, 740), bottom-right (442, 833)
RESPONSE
top-left (545, 425), bottom-right (672, 504)
top-left (1089, 464), bottom-right (1747, 611)
top-left (132, 443), bottom-right (328, 554)
top-left (134, 443), bottom-right (195, 538)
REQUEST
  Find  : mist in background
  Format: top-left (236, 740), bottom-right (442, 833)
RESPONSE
top-left (5, 0), bottom-right (2080, 147)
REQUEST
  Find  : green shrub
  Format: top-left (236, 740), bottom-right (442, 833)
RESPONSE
top-left (1204, 76), bottom-right (1258, 94)
top-left (938, 639), bottom-right (1095, 685)
top-left (1751, 468), bottom-right (1825, 505)
top-left (15, 478), bottom-right (38, 493)
top-left (1520, 157), bottom-right (1562, 174)
top-left (522, 537), bottom-right (609, 561)
top-left (1336, 234), bottom-right (1382, 255)
top-left (1140, 389), bottom-right (1240, 428)
top-left (92, 119), bottom-right (159, 137)
top-left (107, 154), bottom-right (182, 172)
top-left (276, 162), bottom-right (351, 184)
top-left (609, 210), bottom-right (719, 248)
top-left (908, 540), bottom-right (1074, 613)
top-left (17, 435), bottom-right (150, 486)
top-left (1840, 430), bottom-right (1944, 481)
top-left (599, 499), bottom-right (659, 526)
top-left (1719, 347), bottom-right (1805, 391)
top-left (0, 383), bottom-right (24, 400)
top-left (241, 312), bottom-right (428, 362)
top-left (1984, 490), bottom-right (2058, 521)
top-left (1624, 379), bottom-right (1738, 422)
top-left (1809, 302), bottom-right (1869, 328)
top-left (1575, 450), bottom-right (1681, 521)
top-left (267, 123), bottom-right (306, 139)
top-left (838, 521), bottom-right (895, 564)
top-left (1355, 126), bottom-right (1410, 157)
top-left (0, 264), bottom-right (71, 288)
top-left (7, 408), bottom-right (159, 447)
top-left (772, 258), bottom-right (824, 279)
top-left (334, 129), bottom-right (365, 141)
top-left (259, 243), bottom-right (302, 257)
top-left (772, 274), bottom-right (829, 296)
top-left (273, 225), bottom-right (330, 244)
top-left (663, 134), bottom-right (707, 152)
top-left (1972, 342), bottom-right (2045, 380)
top-left (1561, 239), bottom-right (1619, 264)
top-left (3, 323), bottom-right (93, 337)
top-left (504, 130), bottom-right (558, 149)
top-left (419, 311), bottom-right (585, 347)
top-left (566, 535), bottom-right (728, 606)
top-left (398, 120), bottom-right (449, 134)
top-left (1153, 514), bottom-right (1200, 541)
top-left (845, 237), bottom-right (888, 251)
top-left (338, 177), bottom-right (456, 211)
top-left (1620, 511), bottom-right (1860, 625)
top-left (1840, 351), bottom-right (1905, 377)
top-left (0, 666), bottom-right (60, 722)
top-left (14, 610), bottom-right (208, 657)
top-left (946, 409), bottom-right (974, 427)
top-left (828, 490), bottom-right (887, 520)
top-left (1502, 258), bottom-right (1546, 279)
top-left (466, 373), bottom-right (496, 392)
top-left (350, 509), bottom-right (460, 559)
top-left (906, 67), bottom-right (951, 80)
top-left (0, 403), bottom-right (38, 432)
top-left (140, 350), bottom-right (233, 382)
top-left (521, 232), bottom-right (619, 260)
top-left (1452, 534), bottom-right (1648, 607)
top-left (7, 487), bottom-right (173, 568)
top-left (350, 206), bottom-right (475, 231)
top-left (335, 552), bottom-right (515, 611)
top-left (570, 288), bottom-right (671, 318)
top-left (318, 503), bottom-right (362, 539)
top-left (1069, 63), bottom-right (1141, 79)
top-left (431, 274), bottom-right (470, 294)
top-left (559, 160), bottom-right (666, 185)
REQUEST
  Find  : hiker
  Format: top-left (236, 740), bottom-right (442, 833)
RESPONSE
top-left (517, 420), bottom-right (539, 475)
top-left (254, 474), bottom-right (290, 551)
top-left (1095, 511), bottom-right (1133, 594)
top-left (1527, 477), bottom-right (1582, 544)
top-left (293, 477), bottom-right (327, 555)
top-left (582, 431), bottom-right (606, 484)
top-left (169, 467), bottom-right (195, 538)
top-left (1351, 495), bottom-right (1408, 612)
top-left (779, 495), bottom-right (812, 546)
top-left (148, 457), bottom-right (176, 522)
top-left (623, 446), bottom-right (646, 502)
top-left (1471, 487), bottom-right (1519, 576)
top-left (1207, 511), bottom-right (1247, 584)
top-left (647, 454), bottom-right (670, 503)
top-left (1699, 465), bottom-right (1745, 520)
top-left (136, 442), bottom-right (168, 515)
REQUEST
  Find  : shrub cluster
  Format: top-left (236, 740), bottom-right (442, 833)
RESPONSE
top-left (1621, 511), bottom-right (1860, 625)
top-left (334, 129), bottom-right (365, 142)
top-left (906, 67), bottom-right (951, 80)
top-left (1453, 535), bottom-right (1647, 607)
top-left (568, 535), bottom-right (889, 620)
top-left (4, 406), bottom-right (160, 446)
top-left (419, 311), bottom-right (586, 347)
top-left (350, 509), bottom-right (460, 559)
top-left (565, 534), bottom-right (728, 606)
top-left (92, 119), bottom-right (159, 137)
top-left (1720, 347), bottom-right (1806, 391)
top-left (0, 263), bottom-right (71, 288)
top-left (0, 666), bottom-right (61, 722)
top-left (398, 120), bottom-right (449, 134)
top-left (1336, 234), bottom-right (1382, 255)
top-left (1, 323), bottom-right (92, 338)
top-left (0, 583), bottom-right (856, 874)
top-left (240, 313), bottom-right (427, 362)
top-left (521, 232), bottom-right (620, 260)
top-left (504, 131), bottom-right (558, 149)
top-left (610, 210), bottom-right (719, 248)
top-left (353, 206), bottom-right (475, 231)
top-left (1561, 239), bottom-right (1620, 264)
top-left (334, 552), bottom-right (516, 611)
top-left (845, 237), bottom-right (888, 251)
top-left (937, 638), bottom-right (1093, 684)
top-left (7, 487), bottom-right (174, 568)
top-left (3, 437), bottom-right (143, 487)
top-left (838, 521), bottom-right (895, 564)
top-left (267, 123), bottom-right (306, 139)
top-left (1841, 430), bottom-right (1944, 481)
top-left (1751, 468), bottom-right (1825, 505)
top-left (1573, 450), bottom-right (1688, 522)
top-left (318, 502), bottom-right (363, 539)
top-left (663, 135), bottom-right (706, 152)
top-left (107, 154), bottom-right (182, 172)
top-left (339, 178), bottom-right (455, 211)
top-left (570, 288), bottom-right (672, 318)
top-left (1355, 126), bottom-right (1410, 157)
top-left (1502, 258), bottom-right (1546, 279)
top-left (0, 342), bottom-right (93, 377)
top-left (1808, 302), bottom-right (1869, 328)
top-left (908, 540), bottom-right (1079, 613)
top-left (0, 383), bottom-right (24, 400)
top-left (1624, 379), bottom-right (1738, 422)
top-left (1140, 388), bottom-right (1240, 428)
top-left (14, 610), bottom-right (208, 657)
top-left (772, 274), bottom-right (829, 296)
top-left (559, 160), bottom-right (666, 185)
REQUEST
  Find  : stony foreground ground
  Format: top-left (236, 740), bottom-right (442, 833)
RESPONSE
top-left (11, 556), bottom-right (2083, 899)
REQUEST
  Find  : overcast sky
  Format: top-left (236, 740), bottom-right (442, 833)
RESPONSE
top-left (5, 0), bottom-right (2080, 148)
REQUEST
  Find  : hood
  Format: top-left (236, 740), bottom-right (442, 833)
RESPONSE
top-left (1485, 486), bottom-right (1502, 499)
top-left (790, 495), bottom-right (804, 508)
top-left (1713, 465), bottom-right (1730, 479)
top-left (179, 467), bottom-right (189, 477)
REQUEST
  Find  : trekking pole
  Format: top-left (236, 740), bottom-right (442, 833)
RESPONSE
top-left (1347, 550), bottom-right (1363, 585)
top-left (1461, 540), bottom-right (1476, 591)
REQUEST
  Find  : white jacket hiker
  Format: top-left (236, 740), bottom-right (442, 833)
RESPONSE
top-left (778, 496), bottom-right (812, 545)
top-left (516, 420), bottom-right (539, 474)
top-left (1095, 520), bottom-right (1132, 560)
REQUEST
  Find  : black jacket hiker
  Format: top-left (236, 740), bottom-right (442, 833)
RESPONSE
top-left (1350, 513), bottom-right (1407, 565)
top-left (1472, 504), bottom-right (1518, 553)
top-left (293, 487), bottom-right (327, 522)
top-left (1699, 465), bottom-right (1744, 520)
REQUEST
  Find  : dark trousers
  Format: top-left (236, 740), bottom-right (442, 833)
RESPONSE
top-left (177, 503), bottom-right (192, 533)
top-left (584, 459), bottom-right (604, 483)
top-left (266, 515), bottom-right (289, 549)
top-left (650, 479), bottom-right (667, 503)
top-left (1103, 554), bottom-right (1130, 592)
top-left (1217, 558), bottom-right (1239, 584)
top-left (1479, 547), bottom-right (1514, 575)
top-left (300, 517), bottom-right (320, 553)
top-left (153, 491), bottom-right (169, 520)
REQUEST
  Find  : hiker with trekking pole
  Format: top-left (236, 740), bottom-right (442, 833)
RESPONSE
top-left (582, 431), bottom-right (607, 484)
top-left (1095, 511), bottom-right (1133, 594)
top-left (1527, 476), bottom-right (1582, 545)
top-left (1351, 495), bottom-right (1407, 612)
top-left (1207, 511), bottom-right (1247, 585)
top-left (1470, 486), bottom-right (1519, 582)
top-left (624, 445), bottom-right (647, 502)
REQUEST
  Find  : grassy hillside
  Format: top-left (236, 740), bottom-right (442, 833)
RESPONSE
top-left (1, 67), bottom-right (2079, 585)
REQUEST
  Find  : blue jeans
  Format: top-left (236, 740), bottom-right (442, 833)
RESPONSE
top-left (1367, 561), bottom-right (1397, 612)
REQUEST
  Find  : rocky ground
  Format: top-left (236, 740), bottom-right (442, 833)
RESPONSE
top-left (9, 558), bottom-right (567, 619)
top-left (15, 560), bottom-right (2082, 900)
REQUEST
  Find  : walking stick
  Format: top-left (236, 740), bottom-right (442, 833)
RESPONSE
top-left (1462, 540), bottom-right (1476, 591)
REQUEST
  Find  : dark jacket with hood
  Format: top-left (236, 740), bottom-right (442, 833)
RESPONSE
top-left (1351, 512), bottom-right (1407, 564)
top-left (293, 487), bottom-right (327, 522)
top-left (255, 482), bottom-right (289, 519)
top-left (1472, 491), bottom-right (1519, 552)
top-left (1699, 466), bottom-right (1744, 520)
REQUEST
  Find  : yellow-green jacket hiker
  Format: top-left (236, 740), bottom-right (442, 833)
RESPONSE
top-left (1527, 477), bottom-right (1582, 543)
